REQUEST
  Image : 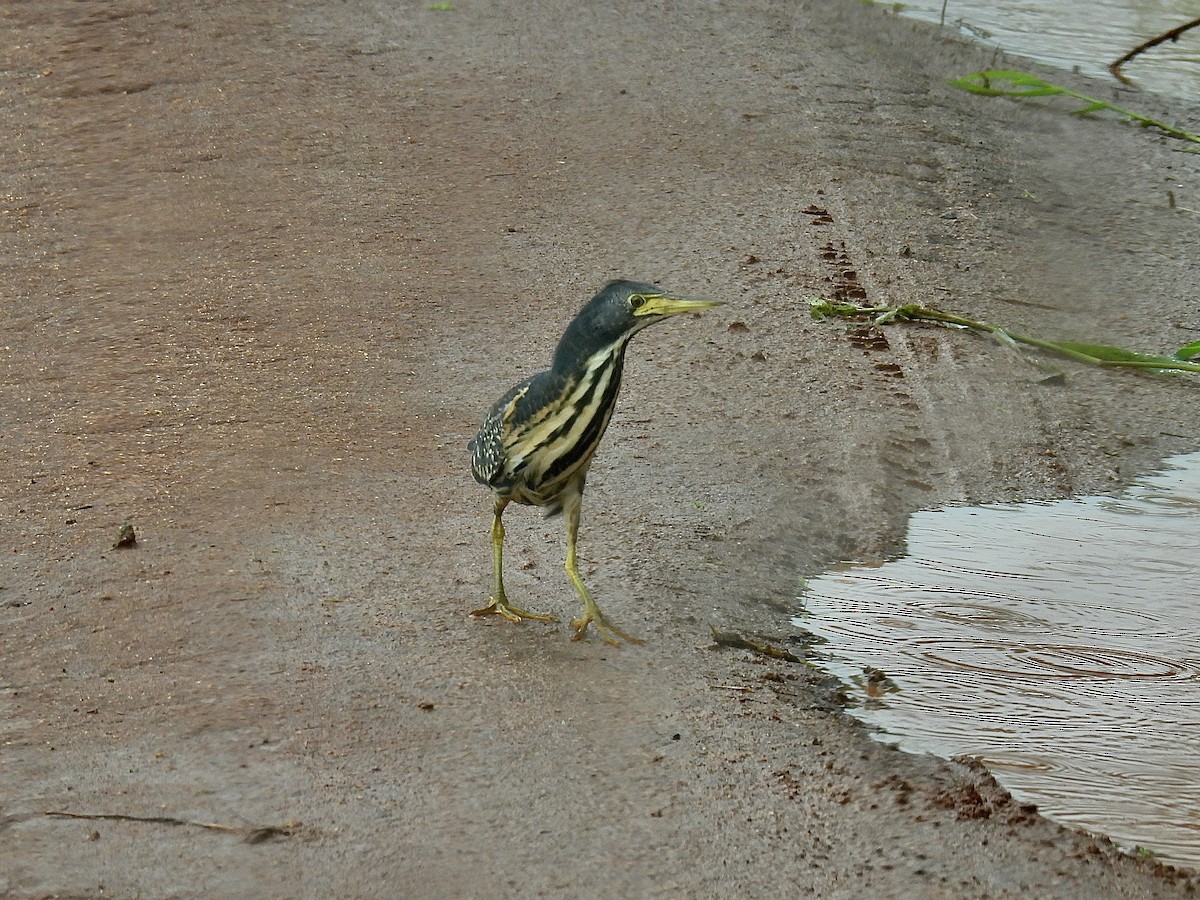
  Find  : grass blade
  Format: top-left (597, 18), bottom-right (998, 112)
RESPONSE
top-left (809, 298), bottom-right (1200, 376)
top-left (949, 70), bottom-right (1066, 97)
top-left (950, 69), bottom-right (1200, 145)
top-left (1173, 340), bottom-right (1200, 361)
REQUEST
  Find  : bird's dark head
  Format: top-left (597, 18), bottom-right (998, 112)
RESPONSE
top-left (552, 279), bottom-right (722, 375)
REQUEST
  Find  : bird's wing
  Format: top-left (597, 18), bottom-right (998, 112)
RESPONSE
top-left (470, 370), bottom-right (568, 487)
top-left (503, 370), bottom-right (570, 429)
top-left (470, 408), bottom-right (510, 487)
top-left (470, 374), bottom-right (537, 486)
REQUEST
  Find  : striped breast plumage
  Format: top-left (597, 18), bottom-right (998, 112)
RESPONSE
top-left (472, 343), bottom-right (628, 506)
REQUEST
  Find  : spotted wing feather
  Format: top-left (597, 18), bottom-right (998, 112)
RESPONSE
top-left (469, 374), bottom-right (537, 486)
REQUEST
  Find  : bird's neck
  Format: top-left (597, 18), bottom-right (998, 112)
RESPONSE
top-left (553, 346), bottom-right (629, 401)
top-left (551, 329), bottom-right (633, 382)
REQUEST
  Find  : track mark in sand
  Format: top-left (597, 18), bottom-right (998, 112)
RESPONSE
top-left (803, 204), bottom-right (968, 499)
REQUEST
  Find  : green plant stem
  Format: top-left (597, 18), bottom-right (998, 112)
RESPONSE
top-left (950, 70), bottom-right (1200, 145)
top-left (809, 299), bottom-right (1200, 375)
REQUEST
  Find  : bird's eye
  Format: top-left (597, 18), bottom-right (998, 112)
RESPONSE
top-left (629, 294), bottom-right (646, 310)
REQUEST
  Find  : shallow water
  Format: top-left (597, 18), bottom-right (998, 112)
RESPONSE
top-left (796, 452), bottom-right (1200, 869)
top-left (899, 0), bottom-right (1200, 99)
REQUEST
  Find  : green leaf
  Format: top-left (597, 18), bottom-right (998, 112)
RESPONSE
top-left (950, 69), bottom-right (1200, 144)
top-left (1052, 341), bottom-right (1177, 365)
top-left (809, 296), bottom-right (1200, 376)
top-left (949, 70), bottom-right (1066, 97)
top-left (1023, 340), bottom-right (1200, 372)
top-left (1174, 340), bottom-right (1200, 361)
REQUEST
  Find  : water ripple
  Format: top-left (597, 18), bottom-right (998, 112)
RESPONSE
top-left (796, 452), bottom-right (1200, 869)
top-left (915, 639), bottom-right (1199, 681)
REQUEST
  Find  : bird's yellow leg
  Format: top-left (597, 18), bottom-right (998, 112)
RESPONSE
top-left (471, 500), bottom-right (557, 624)
top-left (563, 494), bottom-right (643, 645)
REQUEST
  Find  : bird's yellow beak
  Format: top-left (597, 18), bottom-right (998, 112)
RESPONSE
top-left (632, 293), bottom-right (725, 318)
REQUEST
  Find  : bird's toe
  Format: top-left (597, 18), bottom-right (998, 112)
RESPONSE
top-left (471, 597), bottom-right (558, 625)
top-left (570, 608), bottom-right (643, 645)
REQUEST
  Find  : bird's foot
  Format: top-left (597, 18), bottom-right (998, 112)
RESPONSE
top-left (470, 596), bottom-right (557, 625)
top-left (571, 601), bottom-right (644, 646)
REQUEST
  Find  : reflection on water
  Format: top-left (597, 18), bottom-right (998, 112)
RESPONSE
top-left (796, 452), bottom-right (1200, 869)
top-left (899, 0), bottom-right (1200, 99)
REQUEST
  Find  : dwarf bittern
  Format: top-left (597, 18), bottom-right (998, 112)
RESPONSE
top-left (468, 279), bottom-right (723, 644)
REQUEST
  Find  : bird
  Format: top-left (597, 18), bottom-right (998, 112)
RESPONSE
top-left (467, 279), bottom-right (723, 644)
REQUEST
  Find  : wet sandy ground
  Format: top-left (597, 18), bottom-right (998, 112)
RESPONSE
top-left (3, 1), bottom-right (1199, 896)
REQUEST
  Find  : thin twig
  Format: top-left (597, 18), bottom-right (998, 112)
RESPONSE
top-left (710, 626), bottom-right (804, 663)
top-left (43, 810), bottom-right (300, 843)
top-left (1110, 16), bottom-right (1200, 84)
